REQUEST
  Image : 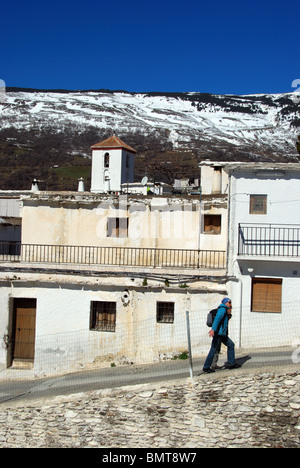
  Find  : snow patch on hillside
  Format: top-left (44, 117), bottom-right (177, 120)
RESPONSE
top-left (0, 90), bottom-right (299, 159)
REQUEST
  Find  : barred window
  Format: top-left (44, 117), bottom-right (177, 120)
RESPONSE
top-left (250, 195), bottom-right (267, 215)
top-left (90, 301), bottom-right (116, 332)
top-left (157, 302), bottom-right (175, 323)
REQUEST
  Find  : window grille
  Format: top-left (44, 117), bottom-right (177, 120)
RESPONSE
top-left (90, 301), bottom-right (116, 332)
top-left (156, 302), bottom-right (175, 323)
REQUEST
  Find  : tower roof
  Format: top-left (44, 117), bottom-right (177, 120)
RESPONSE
top-left (91, 135), bottom-right (137, 154)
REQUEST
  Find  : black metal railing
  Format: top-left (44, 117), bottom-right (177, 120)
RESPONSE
top-left (238, 224), bottom-right (300, 257)
top-left (0, 242), bottom-right (226, 270)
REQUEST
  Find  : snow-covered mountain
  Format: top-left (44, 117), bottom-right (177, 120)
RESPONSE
top-left (1, 88), bottom-right (300, 162)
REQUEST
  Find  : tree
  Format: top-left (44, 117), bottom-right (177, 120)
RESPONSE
top-left (297, 135), bottom-right (300, 155)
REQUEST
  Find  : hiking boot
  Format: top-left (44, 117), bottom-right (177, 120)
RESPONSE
top-left (203, 368), bottom-right (216, 373)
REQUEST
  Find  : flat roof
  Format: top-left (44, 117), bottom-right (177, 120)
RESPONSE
top-left (224, 162), bottom-right (300, 173)
top-left (19, 191), bottom-right (227, 205)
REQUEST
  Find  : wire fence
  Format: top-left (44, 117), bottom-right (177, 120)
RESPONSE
top-left (1, 301), bottom-right (299, 398)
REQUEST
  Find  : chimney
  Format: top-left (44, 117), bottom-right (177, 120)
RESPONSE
top-left (31, 179), bottom-right (39, 192)
top-left (78, 177), bottom-right (85, 192)
top-left (212, 167), bottom-right (222, 194)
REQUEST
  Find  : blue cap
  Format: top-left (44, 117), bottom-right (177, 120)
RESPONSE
top-left (222, 297), bottom-right (231, 304)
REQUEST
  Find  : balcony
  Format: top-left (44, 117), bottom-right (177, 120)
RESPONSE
top-left (0, 242), bottom-right (226, 270)
top-left (238, 224), bottom-right (300, 258)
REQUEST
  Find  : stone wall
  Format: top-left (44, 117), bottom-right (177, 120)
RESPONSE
top-left (0, 370), bottom-right (299, 448)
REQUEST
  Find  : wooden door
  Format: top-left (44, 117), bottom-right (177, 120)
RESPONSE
top-left (12, 299), bottom-right (37, 361)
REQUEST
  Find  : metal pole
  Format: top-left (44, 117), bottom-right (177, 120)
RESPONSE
top-left (185, 310), bottom-right (194, 380)
top-left (198, 183), bottom-right (202, 252)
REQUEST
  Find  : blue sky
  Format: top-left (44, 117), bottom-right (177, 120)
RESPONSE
top-left (1, 0), bottom-right (300, 95)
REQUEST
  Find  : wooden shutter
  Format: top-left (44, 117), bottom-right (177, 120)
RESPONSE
top-left (250, 195), bottom-right (267, 214)
top-left (251, 278), bottom-right (282, 313)
top-left (107, 218), bottom-right (129, 238)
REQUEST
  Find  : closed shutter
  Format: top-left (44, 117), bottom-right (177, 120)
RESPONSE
top-left (251, 278), bottom-right (282, 313)
top-left (249, 195), bottom-right (267, 214)
top-left (107, 218), bottom-right (129, 238)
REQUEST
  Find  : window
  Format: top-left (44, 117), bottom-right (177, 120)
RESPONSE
top-left (104, 153), bottom-right (110, 168)
top-left (250, 195), bottom-right (267, 215)
top-left (107, 218), bottom-right (129, 238)
top-left (157, 302), bottom-right (175, 323)
top-left (251, 278), bottom-right (282, 313)
top-left (90, 301), bottom-right (116, 332)
top-left (203, 215), bottom-right (221, 234)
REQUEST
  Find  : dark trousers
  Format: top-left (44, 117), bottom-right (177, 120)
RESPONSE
top-left (203, 335), bottom-right (235, 370)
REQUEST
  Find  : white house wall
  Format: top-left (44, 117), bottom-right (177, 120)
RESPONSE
top-left (21, 195), bottom-right (228, 252)
top-left (0, 277), bottom-right (231, 376)
top-left (228, 167), bottom-right (300, 349)
top-left (229, 170), bottom-right (300, 256)
top-left (236, 261), bottom-right (300, 348)
top-left (0, 192), bottom-right (229, 376)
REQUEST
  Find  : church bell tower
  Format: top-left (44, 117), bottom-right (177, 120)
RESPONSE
top-left (90, 135), bottom-right (136, 193)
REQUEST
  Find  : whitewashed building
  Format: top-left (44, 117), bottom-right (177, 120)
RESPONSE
top-left (2, 136), bottom-right (300, 377)
top-left (226, 163), bottom-right (300, 349)
top-left (2, 132), bottom-right (299, 377)
top-left (0, 137), bottom-right (229, 376)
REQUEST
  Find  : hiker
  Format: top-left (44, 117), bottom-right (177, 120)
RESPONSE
top-left (203, 298), bottom-right (240, 373)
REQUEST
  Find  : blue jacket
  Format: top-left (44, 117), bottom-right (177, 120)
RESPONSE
top-left (212, 304), bottom-right (230, 336)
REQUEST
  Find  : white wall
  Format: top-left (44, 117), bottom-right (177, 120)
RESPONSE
top-left (21, 195), bottom-right (228, 253)
top-left (228, 168), bottom-right (300, 348)
top-left (236, 261), bottom-right (300, 348)
top-left (228, 169), bottom-right (300, 273)
top-left (0, 281), bottom-right (229, 376)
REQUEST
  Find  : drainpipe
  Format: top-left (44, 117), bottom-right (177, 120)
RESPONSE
top-left (212, 166), bottom-right (222, 194)
top-left (238, 276), bottom-right (243, 348)
top-left (227, 169), bottom-right (243, 348)
top-left (198, 169), bottom-right (202, 252)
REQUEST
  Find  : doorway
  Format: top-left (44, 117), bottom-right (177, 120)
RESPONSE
top-left (11, 298), bottom-right (37, 367)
